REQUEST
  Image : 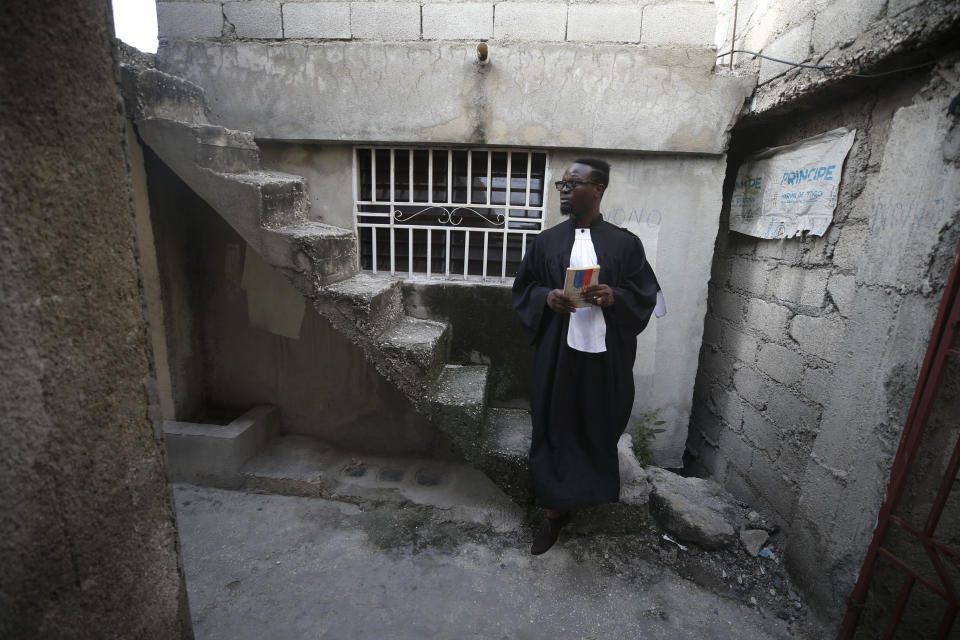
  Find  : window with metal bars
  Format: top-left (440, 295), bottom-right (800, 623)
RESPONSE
top-left (354, 147), bottom-right (548, 281)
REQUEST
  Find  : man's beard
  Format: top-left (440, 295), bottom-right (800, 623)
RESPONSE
top-left (560, 202), bottom-right (573, 216)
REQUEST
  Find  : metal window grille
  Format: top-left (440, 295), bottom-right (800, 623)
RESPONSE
top-left (353, 147), bottom-right (548, 281)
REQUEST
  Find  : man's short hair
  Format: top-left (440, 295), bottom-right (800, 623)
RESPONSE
top-left (574, 158), bottom-right (611, 188)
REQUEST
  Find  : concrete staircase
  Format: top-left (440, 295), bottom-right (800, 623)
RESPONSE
top-left (121, 61), bottom-right (536, 500)
top-left (124, 61), bottom-right (655, 530)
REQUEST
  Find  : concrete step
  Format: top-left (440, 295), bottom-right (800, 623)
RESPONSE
top-left (120, 64), bottom-right (208, 124)
top-left (221, 170), bottom-right (308, 229)
top-left (258, 221), bottom-right (357, 291)
top-left (163, 405), bottom-right (279, 488)
top-left (136, 117), bottom-right (258, 173)
top-left (136, 119), bottom-right (308, 238)
top-left (431, 364), bottom-right (488, 461)
top-left (240, 434), bottom-right (522, 531)
top-left (378, 316), bottom-right (450, 389)
top-left (193, 124), bottom-right (259, 173)
top-left (318, 273), bottom-right (404, 339)
top-left (480, 408), bottom-right (533, 505)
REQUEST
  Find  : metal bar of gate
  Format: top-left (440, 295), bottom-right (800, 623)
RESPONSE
top-left (839, 237), bottom-right (960, 638)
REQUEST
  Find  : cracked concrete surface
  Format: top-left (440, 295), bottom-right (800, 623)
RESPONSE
top-left (174, 485), bottom-right (824, 639)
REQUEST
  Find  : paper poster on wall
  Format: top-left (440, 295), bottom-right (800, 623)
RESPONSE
top-left (730, 127), bottom-right (856, 239)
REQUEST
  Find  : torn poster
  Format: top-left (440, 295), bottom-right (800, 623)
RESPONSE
top-left (730, 128), bottom-right (856, 239)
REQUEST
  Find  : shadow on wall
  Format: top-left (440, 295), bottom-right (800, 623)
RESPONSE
top-left (144, 147), bottom-right (440, 455)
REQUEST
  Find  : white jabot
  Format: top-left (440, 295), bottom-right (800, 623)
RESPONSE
top-left (567, 228), bottom-right (607, 353)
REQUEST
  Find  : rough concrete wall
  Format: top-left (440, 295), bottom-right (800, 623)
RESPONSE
top-left (0, 2), bottom-right (191, 638)
top-left (686, 56), bottom-right (960, 623)
top-left (145, 153), bottom-right (209, 420)
top-left (715, 0), bottom-right (960, 113)
top-left (853, 353), bottom-right (960, 637)
top-left (146, 151), bottom-right (438, 454)
top-left (154, 0), bottom-right (753, 153)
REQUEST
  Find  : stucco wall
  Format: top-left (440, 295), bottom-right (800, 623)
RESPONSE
top-left (0, 2), bottom-right (191, 637)
top-left (685, 55), bottom-right (960, 623)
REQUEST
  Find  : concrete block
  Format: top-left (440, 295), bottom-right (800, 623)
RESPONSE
top-left (745, 298), bottom-right (790, 341)
top-left (789, 315), bottom-right (845, 362)
top-left (741, 403), bottom-right (781, 458)
top-left (163, 405), bottom-right (279, 488)
top-left (711, 258), bottom-right (734, 289)
top-left (157, 2), bottom-right (224, 38)
top-left (567, 5), bottom-right (643, 43)
top-left (832, 223), bottom-right (867, 273)
top-left (799, 365), bottom-right (834, 406)
top-left (811, 0), bottom-right (886, 53)
top-left (764, 390), bottom-right (820, 432)
top-left (728, 232), bottom-right (758, 257)
top-left (494, 3), bottom-right (567, 41)
top-left (691, 393), bottom-right (722, 441)
top-left (713, 288), bottom-right (745, 323)
top-left (770, 266), bottom-right (829, 308)
top-left (718, 426), bottom-right (753, 474)
top-left (827, 274), bottom-right (856, 317)
top-left (758, 21), bottom-right (812, 85)
top-left (283, 3), bottom-right (351, 39)
top-left (351, 2), bottom-right (421, 40)
top-left (749, 454), bottom-right (799, 521)
top-left (733, 367), bottom-right (769, 409)
top-left (802, 234), bottom-right (833, 266)
top-left (709, 386), bottom-right (744, 432)
top-left (754, 238), bottom-right (802, 262)
top-left (722, 469), bottom-right (759, 507)
top-left (729, 258), bottom-right (770, 295)
top-left (423, 3), bottom-right (493, 40)
top-left (224, 2), bottom-right (282, 39)
top-left (756, 342), bottom-right (804, 386)
top-left (795, 464), bottom-right (844, 526)
top-left (641, 2), bottom-right (716, 46)
top-left (701, 347), bottom-right (734, 386)
top-left (721, 324), bottom-right (758, 365)
top-left (777, 435), bottom-right (814, 485)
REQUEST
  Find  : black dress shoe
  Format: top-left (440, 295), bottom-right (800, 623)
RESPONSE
top-left (530, 512), bottom-right (572, 555)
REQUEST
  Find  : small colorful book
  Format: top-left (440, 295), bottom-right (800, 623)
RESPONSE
top-left (563, 265), bottom-right (600, 308)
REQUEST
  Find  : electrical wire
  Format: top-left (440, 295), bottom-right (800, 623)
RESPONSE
top-left (716, 48), bottom-right (937, 79)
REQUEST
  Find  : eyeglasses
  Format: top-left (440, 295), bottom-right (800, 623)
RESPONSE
top-left (554, 180), bottom-right (600, 192)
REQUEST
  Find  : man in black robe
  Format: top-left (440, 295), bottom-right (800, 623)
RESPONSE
top-left (512, 158), bottom-right (660, 555)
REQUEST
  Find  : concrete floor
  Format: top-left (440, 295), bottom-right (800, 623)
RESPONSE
top-left (173, 484), bottom-right (823, 639)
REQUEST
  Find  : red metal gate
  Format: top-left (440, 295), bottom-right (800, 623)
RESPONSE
top-left (839, 237), bottom-right (960, 639)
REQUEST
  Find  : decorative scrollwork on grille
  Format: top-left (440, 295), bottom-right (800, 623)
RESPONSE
top-left (393, 206), bottom-right (505, 228)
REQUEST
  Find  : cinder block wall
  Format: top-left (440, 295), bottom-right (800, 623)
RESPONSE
top-left (714, 0), bottom-right (960, 110)
top-left (687, 24), bottom-right (960, 634)
top-left (158, 0), bottom-right (718, 46)
top-left (0, 2), bottom-right (191, 637)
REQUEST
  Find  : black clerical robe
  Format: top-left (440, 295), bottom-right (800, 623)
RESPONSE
top-left (512, 215), bottom-right (659, 509)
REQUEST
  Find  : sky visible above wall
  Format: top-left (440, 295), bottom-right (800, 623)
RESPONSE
top-left (113, 0), bottom-right (158, 53)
